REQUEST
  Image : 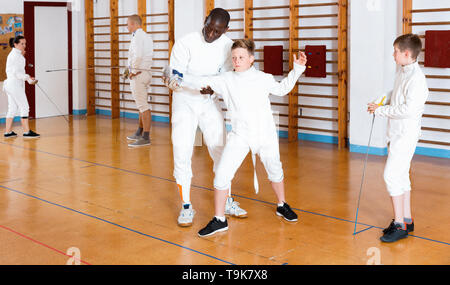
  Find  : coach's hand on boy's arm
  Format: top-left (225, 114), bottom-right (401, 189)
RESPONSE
top-left (294, 51), bottom-right (307, 66)
top-left (200, 86), bottom-right (214, 95)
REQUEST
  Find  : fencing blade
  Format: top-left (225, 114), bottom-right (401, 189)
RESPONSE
top-left (45, 66), bottom-right (164, 74)
top-left (353, 114), bottom-right (376, 235)
top-left (35, 83), bottom-right (70, 124)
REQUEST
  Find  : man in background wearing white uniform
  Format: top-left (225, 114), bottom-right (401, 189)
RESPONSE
top-left (166, 8), bottom-right (247, 227)
top-left (126, 14), bottom-right (153, 147)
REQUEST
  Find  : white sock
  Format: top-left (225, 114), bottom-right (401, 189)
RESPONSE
top-left (278, 202), bottom-right (285, 207)
top-left (215, 216), bottom-right (226, 222)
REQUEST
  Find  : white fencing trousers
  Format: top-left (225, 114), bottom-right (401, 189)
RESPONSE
top-left (214, 132), bottom-right (284, 193)
top-left (130, 71), bottom-right (152, 113)
top-left (171, 94), bottom-right (226, 203)
top-left (5, 90), bottom-right (29, 118)
top-left (383, 134), bottom-right (419, 197)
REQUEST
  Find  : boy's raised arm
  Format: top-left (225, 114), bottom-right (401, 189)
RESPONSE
top-left (268, 64), bottom-right (305, 96)
top-left (268, 52), bottom-right (306, 96)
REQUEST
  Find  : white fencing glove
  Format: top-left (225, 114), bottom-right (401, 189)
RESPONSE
top-left (162, 65), bottom-right (183, 91)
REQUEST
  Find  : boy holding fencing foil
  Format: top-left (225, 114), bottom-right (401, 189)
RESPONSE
top-left (368, 34), bottom-right (429, 243)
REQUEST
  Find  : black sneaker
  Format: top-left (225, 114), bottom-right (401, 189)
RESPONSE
top-left (406, 222), bottom-right (414, 233)
top-left (380, 224), bottom-right (408, 243)
top-left (198, 217), bottom-right (228, 237)
top-left (276, 202), bottom-right (298, 222)
top-left (4, 131), bottom-right (17, 138)
top-left (382, 219), bottom-right (396, 234)
top-left (23, 130), bottom-right (40, 139)
top-left (383, 219), bottom-right (414, 234)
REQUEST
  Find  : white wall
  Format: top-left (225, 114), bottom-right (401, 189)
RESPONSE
top-left (0, 0), bottom-right (23, 13)
top-left (70, 0), bottom-right (87, 112)
top-left (348, 0), bottom-right (401, 150)
top-left (174, 0), bottom-right (204, 39)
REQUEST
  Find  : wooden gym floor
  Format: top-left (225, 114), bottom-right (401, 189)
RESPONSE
top-left (0, 115), bottom-right (449, 265)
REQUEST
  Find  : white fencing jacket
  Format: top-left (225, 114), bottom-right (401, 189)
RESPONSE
top-left (182, 63), bottom-right (305, 192)
top-left (183, 63), bottom-right (305, 152)
top-left (128, 28), bottom-right (153, 73)
top-left (3, 48), bottom-right (32, 95)
top-left (169, 31), bottom-right (233, 100)
top-left (374, 61), bottom-right (429, 140)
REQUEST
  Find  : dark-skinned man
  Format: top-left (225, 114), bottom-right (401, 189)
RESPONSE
top-left (166, 8), bottom-right (247, 227)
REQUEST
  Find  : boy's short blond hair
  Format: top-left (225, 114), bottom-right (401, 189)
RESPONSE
top-left (394, 33), bottom-right (422, 60)
top-left (128, 14), bottom-right (142, 26)
top-left (231, 39), bottom-right (255, 55)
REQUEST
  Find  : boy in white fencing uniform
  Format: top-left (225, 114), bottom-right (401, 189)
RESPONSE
top-left (126, 14), bottom-right (154, 147)
top-left (166, 8), bottom-right (247, 227)
top-left (368, 34), bottom-right (429, 243)
top-left (3, 36), bottom-right (40, 139)
top-left (167, 39), bottom-right (307, 237)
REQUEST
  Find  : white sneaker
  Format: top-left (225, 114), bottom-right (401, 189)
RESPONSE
top-left (178, 204), bottom-right (195, 227)
top-left (225, 197), bottom-right (247, 218)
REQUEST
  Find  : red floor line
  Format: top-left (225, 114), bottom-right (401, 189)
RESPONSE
top-left (0, 225), bottom-right (92, 265)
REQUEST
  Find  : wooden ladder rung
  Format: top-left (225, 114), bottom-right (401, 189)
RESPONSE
top-left (418, 139), bottom-right (450, 146)
top-left (297, 126), bottom-right (338, 133)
